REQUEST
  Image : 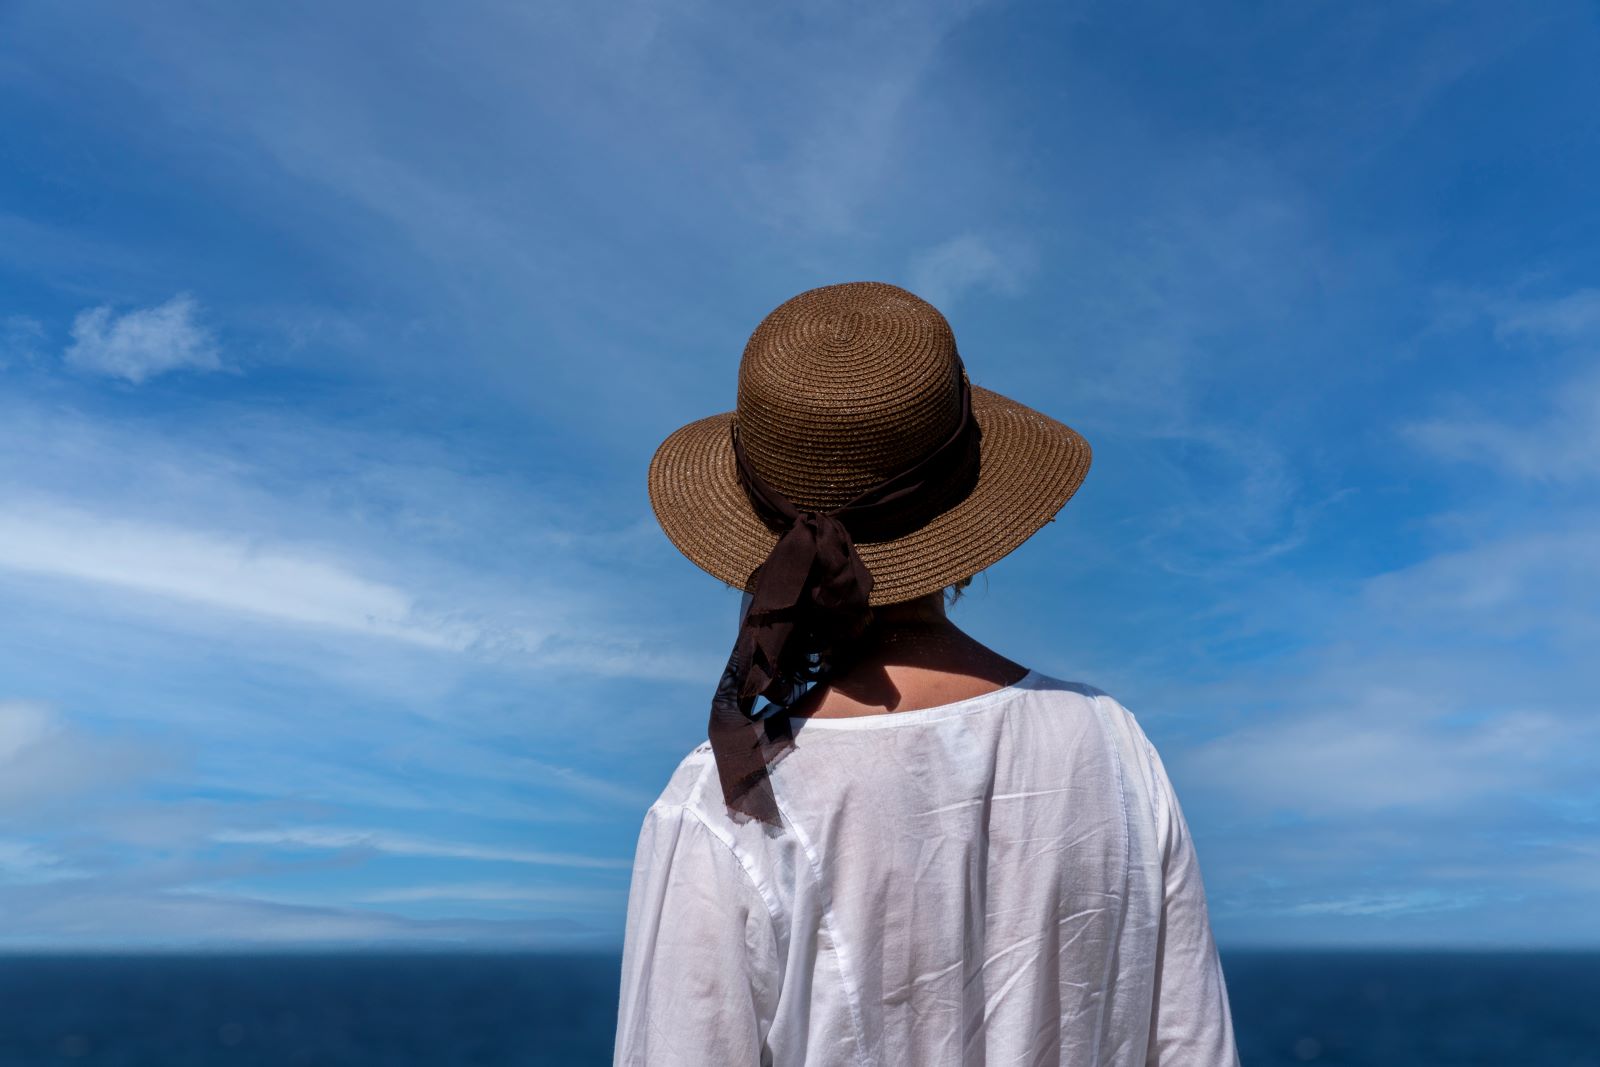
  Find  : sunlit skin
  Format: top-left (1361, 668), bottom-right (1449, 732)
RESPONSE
top-left (788, 586), bottom-right (1028, 720)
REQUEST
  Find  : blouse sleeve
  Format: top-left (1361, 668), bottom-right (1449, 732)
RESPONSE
top-left (1139, 733), bottom-right (1242, 1067)
top-left (613, 801), bottom-right (780, 1067)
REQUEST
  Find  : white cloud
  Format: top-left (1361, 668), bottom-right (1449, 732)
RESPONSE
top-left (0, 499), bottom-right (473, 650)
top-left (360, 882), bottom-right (625, 906)
top-left (1179, 691), bottom-right (1585, 818)
top-left (0, 700), bottom-right (173, 816)
top-left (63, 292), bottom-right (220, 383)
top-left (1406, 290), bottom-right (1600, 482)
top-left (0, 886), bottom-right (603, 948)
top-left (906, 234), bottom-right (1033, 309)
top-left (1361, 524), bottom-right (1600, 641)
top-left (0, 382), bottom-right (717, 687)
top-left (1400, 364), bottom-right (1600, 483)
top-left (728, 0), bottom-right (995, 232)
top-left (500, 756), bottom-right (656, 810)
top-left (0, 700), bottom-right (55, 762)
top-left (1281, 890), bottom-right (1482, 918)
top-left (1422, 839), bottom-right (1600, 894)
top-left (214, 826), bottom-right (630, 869)
top-left (1491, 288), bottom-right (1600, 343)
top-left (0, 839), bottom-right (84, 884)
top-left (0, 494), bottom-right (712, 683)
top-left (1171, 515), bottom-right (1600, 822)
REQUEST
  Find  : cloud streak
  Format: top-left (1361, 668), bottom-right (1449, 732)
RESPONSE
top-left (907, 234), bottom-right (1034, 309)
top-left (1401, 362), bottom-right (1600, 484)
top-left (213, 826), bottom-right (631, 870)
top-left (0, 501), bottom-right (471, 649)
top-left (1180, 689), bottom-right (1588, 818)
top-left (0, 886), bottom-right (604, 948)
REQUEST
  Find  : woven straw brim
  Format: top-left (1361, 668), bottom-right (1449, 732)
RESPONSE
top-left (648, 385), bottom-right (1092, 606)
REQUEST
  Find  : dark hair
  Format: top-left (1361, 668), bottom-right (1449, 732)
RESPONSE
top-left (944, 575), bottom-right (975, 606)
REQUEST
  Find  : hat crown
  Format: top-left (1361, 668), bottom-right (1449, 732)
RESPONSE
top-left (735, 281), bottom-right (964, 512)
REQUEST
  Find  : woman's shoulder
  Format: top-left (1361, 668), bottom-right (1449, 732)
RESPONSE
top-left (1027, 672), bottom-right (1151, 721)
top-left (997, 673), bottom-right (1168, 779)
top-left (1028, 674), bottom-right (1158, 743)
top-left (1026, 671), bottom-right (1114, 704)
top-left (648, 739), bottom-right (721, 815)
top-left (640, 740), bottom-right (777, 837)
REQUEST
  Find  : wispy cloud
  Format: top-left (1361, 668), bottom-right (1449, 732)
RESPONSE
top-left (0, 699), bottom-right (176, 817)
top-left (1490, 287), bottom-right (1600, 343)
top-left (907, 234), bottom-right (1034, 309)
top-left (1283, 890), bottom-right (1483, 918)
top-left (63, 293), bottom-right (220, 383)
top-left (1362, 524), bottom-right (1600, 642)
top-left (1180, 688), bottom-right (1587, 818)
top-left (214, 826), bottom-right (631, 870)
top-left (359, 882), bottom-right (626, 906)
top-left (0, 886), bottom-right (603, 948)
top-left (0, 476), bottom-right (708, 684)
top-left (1401, 354), bottom-right (1600, 484)
top-left (0, 500), bottom-right (473, 649)
top-left (0, 839), bottom-right (84, 884)
top-left (733, 0), bottom-right (993, 232)
top-left (471, 754), bottom-right (656, 811)
top-left (0, 314), bottom-right (46, 366)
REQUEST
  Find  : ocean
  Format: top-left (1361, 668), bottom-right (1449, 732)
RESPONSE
top-left (0, 950), bottom-right (1594, 1065)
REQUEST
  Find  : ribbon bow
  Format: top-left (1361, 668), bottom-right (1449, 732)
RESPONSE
top-left (709, 372), bottom-right (981, 824)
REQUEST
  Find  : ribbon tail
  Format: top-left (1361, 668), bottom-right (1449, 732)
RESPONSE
top-left (708, 635), bottom-right (789, 825)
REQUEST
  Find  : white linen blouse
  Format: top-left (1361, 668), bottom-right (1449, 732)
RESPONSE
top-left (614, 670), bottom-right (1240, 1066)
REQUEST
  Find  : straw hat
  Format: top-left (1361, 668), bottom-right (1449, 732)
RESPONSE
top-left (648, 281), bottom-right (1092, 606)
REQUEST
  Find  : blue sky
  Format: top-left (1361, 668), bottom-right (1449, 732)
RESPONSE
top-left (1, 0), bottom-right (1596, 951)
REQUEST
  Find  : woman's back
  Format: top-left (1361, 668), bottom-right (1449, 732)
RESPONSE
top-left (614, 672), bottom-right (1239, 1066)
top-left (628, 282), bottom-right (1239, 1063)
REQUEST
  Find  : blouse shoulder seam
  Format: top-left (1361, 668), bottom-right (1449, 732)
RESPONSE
top-left (766, 789), bottom-right (878, 1067)
top-left (653, 800), bottom-right (785, 951)
top-left (1085, 691), bottom-right (1135, 1062)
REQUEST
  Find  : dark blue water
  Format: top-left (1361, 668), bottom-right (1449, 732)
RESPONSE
top-left (0, 950), bottom-right (1594, 1065)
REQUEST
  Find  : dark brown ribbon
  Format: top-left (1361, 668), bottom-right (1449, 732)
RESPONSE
top-left (710, 370), bottom-right (982, 823)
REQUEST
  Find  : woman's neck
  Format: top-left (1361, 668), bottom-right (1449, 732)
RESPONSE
top-left (870, 590), bottom-right (952, 629)
top-left (791, 592), bottom-right (1028, 719)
